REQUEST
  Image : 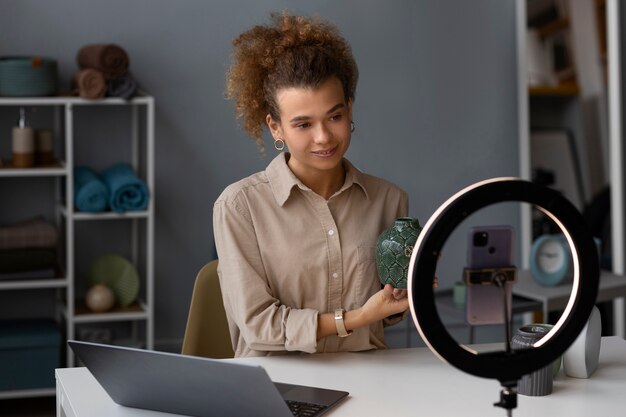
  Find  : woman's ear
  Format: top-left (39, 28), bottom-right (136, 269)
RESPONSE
top-left (266, 114), bottom-right (281, 139)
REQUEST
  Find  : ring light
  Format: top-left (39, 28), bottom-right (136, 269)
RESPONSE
top-left (408, 177), bottom-right (599, 384)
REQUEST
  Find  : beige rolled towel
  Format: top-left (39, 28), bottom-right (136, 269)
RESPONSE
top-left (77, 44), bottom-right (129, 79)
top-left (73, 68), bottom-right (106, 99)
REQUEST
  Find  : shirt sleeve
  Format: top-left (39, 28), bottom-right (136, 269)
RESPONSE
top-left (213, 196), bottom-right (319, 354)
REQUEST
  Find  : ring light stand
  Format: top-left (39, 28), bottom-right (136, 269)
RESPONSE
top-left (408, 178), bottom-right (599, 416)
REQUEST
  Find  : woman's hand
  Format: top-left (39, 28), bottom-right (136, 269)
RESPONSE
top-left (316, 284), bottom-right (408, 339)
top-left (317, 279), bottom-right (432, 339)
top-left (391, 276), bottom-right (438, 301)
top-left (358, 284), bottom-right (409, 323)
top-left (392, 288), bottom-right (407, 300)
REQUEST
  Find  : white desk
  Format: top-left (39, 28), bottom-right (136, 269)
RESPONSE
top-left (56, 337), bottom-right (626, 416)
top-left (513, 269), bottom-right (626, 336)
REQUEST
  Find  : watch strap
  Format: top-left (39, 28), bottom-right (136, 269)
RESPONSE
top-left (334, 309), bottom-right (353, 337)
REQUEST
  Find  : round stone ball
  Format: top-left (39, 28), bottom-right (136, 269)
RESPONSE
top-left (86, 283), bottom-right (116, 312)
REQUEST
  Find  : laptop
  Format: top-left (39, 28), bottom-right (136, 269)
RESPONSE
top-left (68, 340), bottom-right (348, 417)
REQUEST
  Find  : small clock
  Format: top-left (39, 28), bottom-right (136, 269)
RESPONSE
top-left (529, 234), bottom-right (572, 286)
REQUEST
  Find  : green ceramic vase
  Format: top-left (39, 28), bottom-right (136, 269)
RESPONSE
top-left (376, 217), bottom-right (422, 289)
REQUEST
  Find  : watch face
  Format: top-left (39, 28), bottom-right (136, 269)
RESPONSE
top-left (538, 239), bottom-right (565, 273)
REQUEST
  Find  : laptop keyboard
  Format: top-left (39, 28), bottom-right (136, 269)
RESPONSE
top-left (286, 400), bottom-right (328, 417)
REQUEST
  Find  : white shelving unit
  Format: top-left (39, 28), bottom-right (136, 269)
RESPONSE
top-left (606, 0), bottom-right (625, 338)
top-left (516, 0), bottom-right (625, 337)
top-left (0, 94), bottom-right (154, 399)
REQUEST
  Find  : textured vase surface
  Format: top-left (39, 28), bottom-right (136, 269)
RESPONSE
top-left (512, 325), bottom-right (554, 396)
top-left (376, 217), bottom-right (422, 289)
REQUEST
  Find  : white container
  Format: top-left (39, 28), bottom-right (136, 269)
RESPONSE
top-left (563, 305), bottom-right (602, 378)
top-left (12, 126), bottom-right (35, 167)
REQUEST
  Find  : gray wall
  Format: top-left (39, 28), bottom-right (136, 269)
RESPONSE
top-left (1, 0), bottom-right (520, 349)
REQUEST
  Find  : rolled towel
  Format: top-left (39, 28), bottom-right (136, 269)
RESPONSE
top-left (101, 163), bottom-right (149, 212)
top-left (77, 44), bottom-right (129, 79)
top-left (72, 68), bottom-right (106, 99)
top-left (74, 166), bottom-right (109, 212)
top-left (107, 73), bottom-right (138, 100)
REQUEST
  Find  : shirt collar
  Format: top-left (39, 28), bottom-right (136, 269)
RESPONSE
top-left (267, 153), bottom-right (369, 206)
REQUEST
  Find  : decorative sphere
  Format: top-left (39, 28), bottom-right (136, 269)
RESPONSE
top-left (376, 217), bottom-right (422, 289)
top-left (86, 283), bottom-right (116, 312)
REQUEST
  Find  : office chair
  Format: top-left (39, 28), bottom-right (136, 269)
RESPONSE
top-left (182, 259), bottom-right (234, 358)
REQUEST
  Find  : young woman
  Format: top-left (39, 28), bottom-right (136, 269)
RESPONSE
top-left (214, 12), bottom-right (409, 357)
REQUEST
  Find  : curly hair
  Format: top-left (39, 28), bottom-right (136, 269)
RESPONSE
top-left (226, 12), bottom-right (359, 152)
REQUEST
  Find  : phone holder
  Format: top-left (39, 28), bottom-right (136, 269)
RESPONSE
top-left (463, 267), bottom-right (517, 286)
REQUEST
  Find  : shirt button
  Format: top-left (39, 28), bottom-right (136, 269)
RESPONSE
top-left (332, 272), bottom-right (339, 279)
top-left (328, 229), bottom-right (335, 236)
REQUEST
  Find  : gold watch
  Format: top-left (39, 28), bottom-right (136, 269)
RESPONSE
top-left (334, 309), bottom-right (353, 337)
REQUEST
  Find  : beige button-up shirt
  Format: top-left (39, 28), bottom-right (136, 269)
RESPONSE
top-left (213, 153), bottom-right (408, 357)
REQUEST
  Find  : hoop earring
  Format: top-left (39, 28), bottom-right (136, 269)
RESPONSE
top-left (274, 138), bottom-right (285, 151)
top-left (350, 121), bottom-right (355, 133)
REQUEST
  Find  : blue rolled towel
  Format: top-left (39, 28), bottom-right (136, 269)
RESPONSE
top-left (101, 163), bottom-right (149, 213)
top-left (74, 166), bottom-right (109, 212)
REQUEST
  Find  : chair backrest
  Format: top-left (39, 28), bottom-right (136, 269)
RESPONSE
top-left (182, 260), bottom-right (234, 358)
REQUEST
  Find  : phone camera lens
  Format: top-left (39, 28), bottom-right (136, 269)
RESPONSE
top-left (473, 232), bottom-right (488, 247)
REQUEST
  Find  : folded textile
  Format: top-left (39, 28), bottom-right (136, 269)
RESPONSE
top-left (0, 267), bottom-right (56, 281)
top-left (101, 163), bottom-right (149, 212)
top-left (0, 217), bottom-right (58, 250)
top-left (0, 248), bottom-right (57, 273)
top-left (72, 68), bottom-right (106, 99)
top-left (107, 73), bottom-right (138, 100)
top-left (77, 44), bottom-right (129, 80)
top-left (74, 166), bottom-right (109, 212)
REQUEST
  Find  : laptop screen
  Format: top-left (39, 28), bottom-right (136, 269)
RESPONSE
top-left (68, 340), bottom-right (348, 417)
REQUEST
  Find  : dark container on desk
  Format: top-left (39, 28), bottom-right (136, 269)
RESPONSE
top-left (0, 319), bottom-right (61, 390)
top-left (512, 324), bottom-right (553, 396)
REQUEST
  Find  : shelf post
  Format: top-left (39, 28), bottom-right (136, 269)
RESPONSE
top-left (607, 0), bottom-right (625, 338)
top-left (146, 97), bottom-right (155, 349)
top-left (65, 102), bottom-right (76, 364)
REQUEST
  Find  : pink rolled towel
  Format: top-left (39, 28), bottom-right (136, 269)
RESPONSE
top-left (77, 44), bottom-right (129, 80)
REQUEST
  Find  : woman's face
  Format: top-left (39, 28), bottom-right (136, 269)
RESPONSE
top-left (267, 76), bottom-right (352, 180)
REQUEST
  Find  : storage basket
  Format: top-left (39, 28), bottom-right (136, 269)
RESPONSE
top-left (0, 56), bottom-right (58, 96)
top-left (0, 319), bottom-right (61, 390)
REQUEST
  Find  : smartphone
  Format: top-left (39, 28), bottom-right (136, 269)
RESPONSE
top-left (465, 225), bottom-right (514, 325)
